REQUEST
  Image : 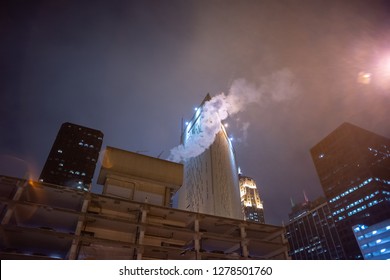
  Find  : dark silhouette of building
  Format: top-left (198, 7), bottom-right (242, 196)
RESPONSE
top-left (285, 196), bottom-right (345, 259)
top-left (310, 122), bottom-right (390, 259)
top-left (239, 174), bottom-right (265, 224)
top-left (39, 122), bottom-right (103, 191)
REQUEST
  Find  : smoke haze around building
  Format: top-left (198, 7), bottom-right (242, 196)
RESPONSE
top-left (168, 68), bottom-right (298, 163)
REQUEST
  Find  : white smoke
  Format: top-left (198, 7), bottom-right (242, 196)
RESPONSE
top-left (238, 122), bottom-right (250, 143)
top-left (168, 68), bottom-right (298, 163)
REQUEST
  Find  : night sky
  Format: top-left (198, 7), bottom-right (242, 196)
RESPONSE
top-left (1, 0), bottom-right (390, 225)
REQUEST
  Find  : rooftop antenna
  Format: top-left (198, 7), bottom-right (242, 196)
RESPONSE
top-left (303, 190), bottom-right (309, 204)
top-left (157, 151), bottom-right (164, 158)
top-left (290, 197), bottom-right (295, 208)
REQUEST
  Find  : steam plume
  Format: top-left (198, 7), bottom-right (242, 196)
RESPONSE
top-left (168, 68), bottom-right (298, 162)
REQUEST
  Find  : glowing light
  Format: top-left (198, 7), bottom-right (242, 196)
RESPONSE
top-left (194, 107), bottom-right (198, 111)
top-left (243, 183), bottom-right (257, 189)
top-left (380, 55), bottom-right (390, 74)
top-left (244, 201), bottom-right (252, 207)
top-left (224, 123), bottom-right (228, 128)
top-left (357, 71), bottom-right (371, 84)
top-left (28, 179), bottom-right (37, 187)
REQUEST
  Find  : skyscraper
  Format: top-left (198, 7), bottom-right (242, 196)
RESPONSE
top-left (285, 196), bottom-right (345, 259)
top-left (175, 95), bottom-right (243, 219)
top-left (239, 174), bottom-right (265, 223)
top-left (40, 122), bottom-right (104, 191)
top-left (310, 122), bottom-right (390, 259)
top-left (352, 219), bottom-right (390, 260)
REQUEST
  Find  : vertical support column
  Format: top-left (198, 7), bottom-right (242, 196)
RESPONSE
top-left (1, 179), bottom-right (27, 225)
top-left (194, 217), bottom-right (201, 260)
top-left (136, 205), bottom-right (148, 260)
top-left (68, 193), bottom-right (90, 260)
top-left (240, 224), bottom-right (249, 258)
top-left (164, 187), bottom-right (172, 207)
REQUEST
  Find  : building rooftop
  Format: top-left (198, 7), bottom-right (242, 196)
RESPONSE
top-left (0, 175), bottom-right (288, 260)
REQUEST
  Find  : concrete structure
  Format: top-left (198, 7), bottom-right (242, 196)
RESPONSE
top-left (285, 197), bottom-right (345, 259)
top-left (310, 122), bottom-right (390, 259)
top-left (353, 219), bottom-right (390, 260)
top-left (239, 174), bottom-right (265, 223)
top-left (175, 94), bottom-right (243, 220)
top-left (40, 122), bottom-right (104, 191)
top-left (0, 174), bottom-right (289, 260)
top-left (97, 146), bottom-right (183, 207)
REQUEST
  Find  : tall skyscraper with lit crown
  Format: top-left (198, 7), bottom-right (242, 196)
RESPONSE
top-left (239, 174), bottom-right (265, 223)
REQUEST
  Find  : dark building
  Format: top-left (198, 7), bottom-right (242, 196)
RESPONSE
top-left (285, 196), bottom-right (345, 259)
top-left (39, 122), bottom-right (103, 191)
top-left (310, 122), bottom-right (390, 259)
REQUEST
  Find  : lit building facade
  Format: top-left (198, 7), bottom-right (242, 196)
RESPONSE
top-left (40, 122), bottom-right (104, 191)
top-left (239, 174), bottom-right (265, 223)
top-left (175, 95), bottom-right (243, 220)
top-left (285, 197), bottom-right (345, 259)
top-left (352, 219), bottom-right (390, 260)
top-left (310, 122), bottom-right (390, 259)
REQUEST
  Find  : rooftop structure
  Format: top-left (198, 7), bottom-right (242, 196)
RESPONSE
top-left (97, 146), bottom-right (183, 207)
top-left (0, 174), bottom-right (289, 260)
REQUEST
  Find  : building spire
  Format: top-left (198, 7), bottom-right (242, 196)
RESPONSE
top-left (290, 197), bottom-right (295, 208)
top-left (303, 190), bottom-right (309, 203)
